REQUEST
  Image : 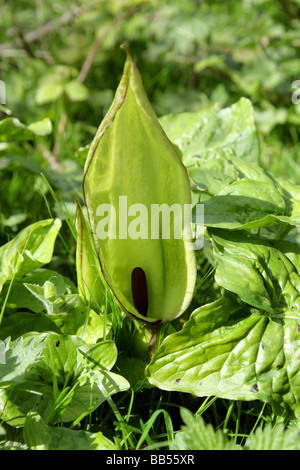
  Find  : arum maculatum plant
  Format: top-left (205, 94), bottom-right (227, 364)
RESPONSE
top-left (83, 45), bottom-right (197, 348)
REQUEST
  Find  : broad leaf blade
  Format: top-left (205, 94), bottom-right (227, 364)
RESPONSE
top-left (210, 229), bottom-right (300, 313)
top-left (24, 412), bottom-right (118, 450)
top-left (159, 97), bottom-right (260, 166)
top-left (146, 291), bottom-right (300, 418)
top-left (0, 218), bottom-right (62, 293)
top-left (0, 334), bottom-right (129, 426)
top-left (202, 178), bottom-right (298, 229)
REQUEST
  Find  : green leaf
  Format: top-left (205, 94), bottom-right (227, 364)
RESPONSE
top-left (210, 229), bottom-right (300, 313)
top-left (24, 412), bottom-right (118, 450)
top-left (42, 333), bottom-right (78, 385)
top-left (0, 334), bottom-right (129, 426)
top-left (159, 97), bottom-right (260, 166)
top-left (27, 118), bottom-right (52, 136)
top-left (245, 423), bottom-right (300, 450)
top-left (36, 82), bottom-right (64, 105)
top-left (160, 99), bottom-right (299, 231)
top-left (0, 219), bottom-right (62, 293)
top-left (2, 269), bottom-right (77, 314)
top-left (146, 290), bottom-right (300, 419)
top-left (0, 266), bottom-right (109, 342)
top-left (170, 408), bottom-right (240, 450)
top-left (0, 335), bottom-right (46, 386)
top-left (115, 356), bottom-right (151, 392)
top-left (203, 178), bottom-right (299, 230)
top-left (64, 80), bottom-right (89, 102)
top-left (170, 409), bottom-right (300, 450)
top-left (49, 306), bottom-right (111, 344)
top-left (0, 312), bottom-right (61, 341)
top-left (23, 280), bottom-right (84, 316)
top-left (0, 117), bottom-right (51, 142)
top-left (35, 65), bottom-right (88, 104)
top-left (189, 151), bottom-right (277, 197)
top-left (189, 156), bottom-right (239, 195)
top-left (78, 337), bottom-right (118, 371)
top-left (61, 369), bottom-right (129, 423)
top-left (54, 339), bottom-right (129, 423)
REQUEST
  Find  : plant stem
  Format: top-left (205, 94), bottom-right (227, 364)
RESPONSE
top-left (149, 323), bottom-right (163, 356)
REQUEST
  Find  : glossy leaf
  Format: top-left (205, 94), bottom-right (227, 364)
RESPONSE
top-left (0, 218), bottom-right (62, 294)
top-left (159, 97), bottom-right (260, 166)
top-left (0, 334), bottom-right (129, 426)
top-left (146, 288), bottom-right (300, 418)
top-left (24, 412), bottom-right (118, 450)
top-left (202, 177), bottom-right (300, 229)
top-left (210, 229), bottom-right (300, 313)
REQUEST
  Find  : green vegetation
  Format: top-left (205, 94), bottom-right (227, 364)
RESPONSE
top-left (1, 0), bottom-right (300, 450)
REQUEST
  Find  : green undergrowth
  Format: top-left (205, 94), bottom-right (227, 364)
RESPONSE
top-left (0, 95), bottom-right (300, 450)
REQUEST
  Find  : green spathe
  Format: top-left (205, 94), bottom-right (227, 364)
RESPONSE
top-left (76, 203), bottom-right (106, 311)
top-left (83, 46), bottom-right (196, 324)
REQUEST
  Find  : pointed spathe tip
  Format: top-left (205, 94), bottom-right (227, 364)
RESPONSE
top-left (120, 43), bottom-right (131, 58)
